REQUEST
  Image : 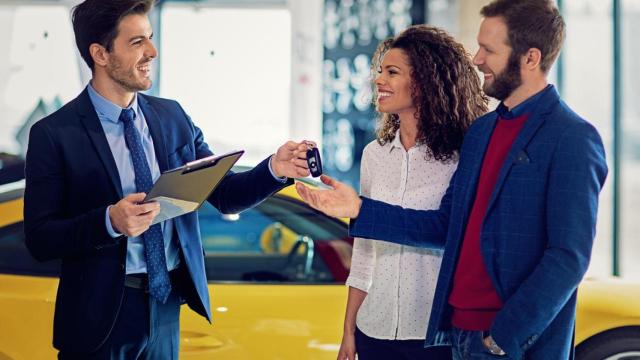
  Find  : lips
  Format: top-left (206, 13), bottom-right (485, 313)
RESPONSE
top-left (136, 63), bottom-right (151, 77)
top-left (377, 89), bottom-right (393, 102)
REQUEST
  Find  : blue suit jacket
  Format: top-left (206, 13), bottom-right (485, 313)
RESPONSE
top-left (350, 86), bottom-right (608, 359)
top-left (23, 88), bottom-right (290, 353)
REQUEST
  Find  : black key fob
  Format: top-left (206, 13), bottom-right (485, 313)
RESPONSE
top-left (306, 147), bottom-right (323, 177)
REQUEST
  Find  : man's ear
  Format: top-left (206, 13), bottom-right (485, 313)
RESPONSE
top-left (89, 43), bottom-right (109, 68)
top-left (523, 48), bottom-right (542, 71)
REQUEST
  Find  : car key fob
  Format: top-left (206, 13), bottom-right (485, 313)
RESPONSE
top-left (306, 146), bottom-right (323, 177)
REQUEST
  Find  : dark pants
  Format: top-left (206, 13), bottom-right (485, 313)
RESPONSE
top-left (451, 327), bottom-right (515, 360)
top-left (58, 285), bottom-right (182, 360)
top-left (355, 327), bottom-right (452, 359)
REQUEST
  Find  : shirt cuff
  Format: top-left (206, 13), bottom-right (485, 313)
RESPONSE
top-left (268, 155), bottom-right (288, 183)
top-left (105, 206), bottom-right (122, 238)
top-left (345, 275), bottom-right (370, 293)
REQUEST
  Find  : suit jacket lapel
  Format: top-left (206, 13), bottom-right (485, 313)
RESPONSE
top-left (138, 95), bottom-right (169, 172)
top-left (485, 89), bottom-right (560, 213)
top-left (462, 114), bottom-right (498, 216)
top-left (76, 89), bottom-right (124, 198)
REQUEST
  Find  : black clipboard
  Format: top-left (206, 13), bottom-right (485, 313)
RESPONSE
top-left (143, 150), bottom-right (244, 225)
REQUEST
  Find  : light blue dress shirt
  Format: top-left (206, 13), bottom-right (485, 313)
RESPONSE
top-left (87, 84), bottom-right (180, 274)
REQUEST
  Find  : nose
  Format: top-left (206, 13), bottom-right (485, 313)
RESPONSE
top-left (472, 49), bottom-right (483, 66)
top-left (375, 73), bottom-right (385, 86)
top-left (146, 40), bottom-right (158, 59)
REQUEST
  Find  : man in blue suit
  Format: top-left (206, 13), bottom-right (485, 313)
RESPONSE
top-left (297, 0), bottom-right (608, 359)
top-left (23, 0), bottom-right (311, 359)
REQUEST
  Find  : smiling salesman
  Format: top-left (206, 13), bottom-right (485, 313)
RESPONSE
top-left (297, 0), bottom-right (608, 359)
top-left (22, 0), bottom-right (311, 359)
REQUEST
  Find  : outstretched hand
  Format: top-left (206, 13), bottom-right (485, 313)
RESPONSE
top-left (295, 175), bottom-right (362, 219)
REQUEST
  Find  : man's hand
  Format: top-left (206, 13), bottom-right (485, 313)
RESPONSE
top-left (483, 335), bottom-right (506, 356)
top-left (295, 175), bottom-right (362, 219)
top-left (270, 141), bottom-right (313, 178)
top-left (108, 193), bottom-right (161, 237)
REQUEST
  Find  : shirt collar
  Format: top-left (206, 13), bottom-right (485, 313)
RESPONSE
top-left (389, 128), bottom-right (426, 153)
top-left (390, 128), bottom-right (404, 152)
top-left (496, 84), bottom-right (553, 120)
top-left (87, 82), bottom-right (139, 124)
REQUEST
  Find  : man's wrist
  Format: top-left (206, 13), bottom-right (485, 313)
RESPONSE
top-left (268, 154), bottom-right (287, 181)
top-left (105, 206), bottom-right (122, 238)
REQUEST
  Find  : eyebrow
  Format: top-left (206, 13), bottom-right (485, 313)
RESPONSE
top-left (383, 64), bottom-right (403, 71)
top-left (128, 32), bottom-right (153, 43)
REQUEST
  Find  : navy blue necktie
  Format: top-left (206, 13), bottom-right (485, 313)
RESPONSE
top-left (119, 108), bottom-right (171, 303)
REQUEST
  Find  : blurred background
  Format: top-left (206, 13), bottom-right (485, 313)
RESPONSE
top-left (0, 0), bottom-right (638, 280)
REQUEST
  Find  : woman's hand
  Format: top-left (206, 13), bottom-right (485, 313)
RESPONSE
top-left (337, 332), bottom-right (357, 360)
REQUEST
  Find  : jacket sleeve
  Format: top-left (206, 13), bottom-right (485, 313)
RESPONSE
top-left (491, 121), bottom-right (608, 358)
top-left (348, 167), bottom-right (456, 250)
top-left (179, 120), bottom-right (291, 214)
top-left (24, 122), bottom-right (119, 262)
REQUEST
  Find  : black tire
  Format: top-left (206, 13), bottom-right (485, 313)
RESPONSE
top-left (576, 326), bottom-right (640, 360)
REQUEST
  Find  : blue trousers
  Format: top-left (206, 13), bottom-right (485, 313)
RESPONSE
top-left (355, 327), bottom-right (452, 359)
top-left (58, 286), bottom-right (181, 360)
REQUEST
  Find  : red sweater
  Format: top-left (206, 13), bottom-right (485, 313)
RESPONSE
top-left (448, 113), bottom-right (528, 331)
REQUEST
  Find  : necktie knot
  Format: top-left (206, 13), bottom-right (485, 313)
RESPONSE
top-left (119, 108), bottom-right (136, 124)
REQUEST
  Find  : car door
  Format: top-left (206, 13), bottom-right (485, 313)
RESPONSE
top-left (0, 216), bottom-right (59, 359)
top-left (179, 195), bottom-right (352, 360)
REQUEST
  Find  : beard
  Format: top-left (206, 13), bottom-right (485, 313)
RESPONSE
top-left (483, 53), bottom-right (522, 101)
top-left (106, 55), bottom-right (152, 92)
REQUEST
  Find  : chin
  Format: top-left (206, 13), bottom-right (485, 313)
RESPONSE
top-left (136, 80), bottom-right (152, 91)
top-left (378, 104), bottom-right (394, 113)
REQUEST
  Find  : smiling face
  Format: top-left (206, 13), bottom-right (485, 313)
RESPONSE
top-left (374, 48), bottom-right (415, 117)
top-left (473, 16), bottom-right (522, 100)
top-left (102, 13), bottom-right (157, 92)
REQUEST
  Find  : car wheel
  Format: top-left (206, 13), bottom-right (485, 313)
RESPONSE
top-left (576, 327), bottom-right (640, 360)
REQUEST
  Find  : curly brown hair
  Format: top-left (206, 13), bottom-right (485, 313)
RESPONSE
top-left (373, 25), bottom-right (488, 162)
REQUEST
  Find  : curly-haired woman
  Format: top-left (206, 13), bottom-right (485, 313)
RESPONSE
top-left (338, 25), bottom-right (488, 360)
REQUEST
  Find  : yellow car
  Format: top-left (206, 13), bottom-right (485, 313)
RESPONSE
top-left (0, 174), bottom-right (638, 359)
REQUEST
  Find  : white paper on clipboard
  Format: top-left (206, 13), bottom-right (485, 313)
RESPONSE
top-left (147, 196), bottom-right (200, 225)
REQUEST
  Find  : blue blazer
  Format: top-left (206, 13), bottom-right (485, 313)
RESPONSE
top-left (23, 88), bottom-right (290, 353)
top-left (350, 86), bottom-right (608, 359)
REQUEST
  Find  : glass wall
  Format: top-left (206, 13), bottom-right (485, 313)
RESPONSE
top-left (160, 5), bottom-right (291, 166)
top-left (321, 0), bottom-right (425, 187)
top-left (563, 0), bottom-right (614, 277)
top-left (0, 5), bottom-right (82, 157)
top-left (621, 0), bottom-right (640, 279)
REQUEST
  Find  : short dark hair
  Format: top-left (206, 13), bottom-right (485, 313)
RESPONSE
top-left (72, 0), bottom-right (154, 70)
top-left (374, 25), bottom-right (489, 162)
top-left (481, 0), bottom-right (565, 73)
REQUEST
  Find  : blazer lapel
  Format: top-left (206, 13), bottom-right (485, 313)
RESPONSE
top-left (76, 89), bottom-right (124, 198)
top-left (485, 89), bottom-right (560, 213)
top-left (138, 95), bottom-right (169, 172)
top-left (462, 113), bottom-right (498, 215)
